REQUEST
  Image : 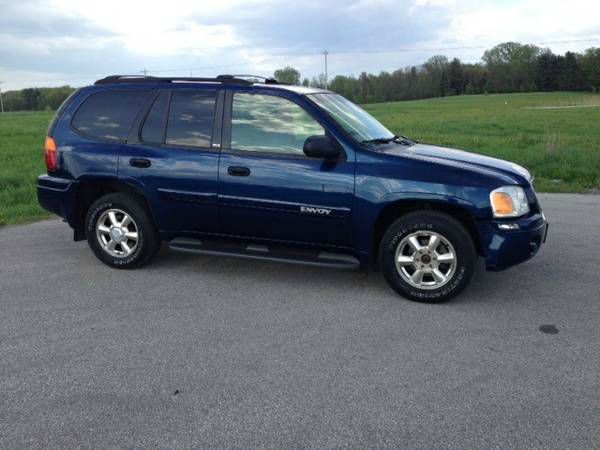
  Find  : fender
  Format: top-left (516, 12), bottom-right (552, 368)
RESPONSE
top-left (379, 191), bottom-right (480, 215)
top-left (352, 191), bottom-right (485, 255)
top-left (72, 174), bottom-right (158, 239)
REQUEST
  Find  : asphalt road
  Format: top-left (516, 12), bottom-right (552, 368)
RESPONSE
top-left (1, 193), bottom-right (599, 448)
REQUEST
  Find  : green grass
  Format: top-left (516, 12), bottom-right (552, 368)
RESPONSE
top-left (0, 111), bottom-right (53, 226)
top-left (1, 92), bottom-right (599, 226)
top-left (364, 91), bottom-right (600, 193)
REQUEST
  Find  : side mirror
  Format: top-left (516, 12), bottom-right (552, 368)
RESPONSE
top-left (303, 135), bottom-right (341, 159)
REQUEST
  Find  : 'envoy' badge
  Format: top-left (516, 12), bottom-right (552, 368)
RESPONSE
top-left (300, 206), bottom-right (332, 216)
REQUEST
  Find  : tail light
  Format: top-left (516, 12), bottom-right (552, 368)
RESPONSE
top-left (44, 136), bottom-right (58, 172)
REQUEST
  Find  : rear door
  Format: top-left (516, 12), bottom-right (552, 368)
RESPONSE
top-left (217, 90), bottom-right (355, 247)
top-left (119, 87), bottom-right (223, 234)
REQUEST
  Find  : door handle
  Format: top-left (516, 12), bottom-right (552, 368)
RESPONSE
top-left (130, 158), bottom-right (151, 168)
top-left (228, 166), bottom-right (251, 176)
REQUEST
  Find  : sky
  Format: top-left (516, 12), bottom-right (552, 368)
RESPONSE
top-left (1, 0), bottom-right (600, 91)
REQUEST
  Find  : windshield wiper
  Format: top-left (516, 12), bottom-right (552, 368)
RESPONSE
top-left (361, 135), bottom-right (414, 145)
top-left (361, 137), bottom-right (394, 144)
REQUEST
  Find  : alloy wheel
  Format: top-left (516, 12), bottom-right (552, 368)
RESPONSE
top-left (95, 208), bottom-right (139, 258)
top-left (394, 231), bottom-right (457, 290)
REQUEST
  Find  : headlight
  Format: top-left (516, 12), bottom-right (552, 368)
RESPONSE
top-left (490, 186), bottom-right (530, 218)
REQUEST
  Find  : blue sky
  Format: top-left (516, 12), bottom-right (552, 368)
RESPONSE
top-left (1, 0), bottom-right (599, 90)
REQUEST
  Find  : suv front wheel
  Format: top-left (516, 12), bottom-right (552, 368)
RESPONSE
top-left (85, 192), bottom-right (160, 269)
top-left (380, 211), bottom-right (476, 302)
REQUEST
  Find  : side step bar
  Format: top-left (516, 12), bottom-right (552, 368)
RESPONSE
top-left (168, 238), bottom-right (360, 270)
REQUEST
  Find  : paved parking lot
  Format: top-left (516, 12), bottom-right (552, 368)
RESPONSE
top-left (1, 193), bottom-right (599, 448)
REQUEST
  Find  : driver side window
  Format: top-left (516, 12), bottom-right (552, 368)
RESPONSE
top-left (231, 93), bottom-right (325, 156)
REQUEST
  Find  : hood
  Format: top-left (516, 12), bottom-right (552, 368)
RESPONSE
top-left (379, 143), bottom-right (532, 185)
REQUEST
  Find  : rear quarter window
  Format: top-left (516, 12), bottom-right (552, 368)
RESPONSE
top-left (72, 90), bottom-right (150, 141)
top-left (48, 88), bottom-right (80, 136)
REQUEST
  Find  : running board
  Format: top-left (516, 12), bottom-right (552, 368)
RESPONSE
top-left (168, 238), bottom-right (360, 270)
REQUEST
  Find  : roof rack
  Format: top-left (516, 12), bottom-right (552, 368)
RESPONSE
top-left (227, 74), bottom-right (285, 85)
top-left (94, 74), bottom-right (283, 86)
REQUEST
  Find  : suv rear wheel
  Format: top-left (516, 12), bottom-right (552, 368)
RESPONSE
top-left (85, 192), bottom-right (160, 269)
top-left (380, 211), bottom-right (476, 302)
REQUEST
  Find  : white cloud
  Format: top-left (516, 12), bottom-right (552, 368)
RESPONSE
top-left (0, 0), bottom-right (599, 90)
top-left (442, 0), bottom-right (600, 47)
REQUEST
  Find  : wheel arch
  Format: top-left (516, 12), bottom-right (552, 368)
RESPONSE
top-left (371, 198), bottom-right (483, 266)
top-left (73, 176), bottom-right (155, 241)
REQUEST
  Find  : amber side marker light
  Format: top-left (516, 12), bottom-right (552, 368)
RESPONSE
top-left (44, 136), bottom-right (58, 171)
top-left (490, 191), bottom-right (515, 216)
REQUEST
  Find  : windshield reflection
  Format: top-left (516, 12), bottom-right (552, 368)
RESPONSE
top-left (308, 93), bottom-right (395, 143)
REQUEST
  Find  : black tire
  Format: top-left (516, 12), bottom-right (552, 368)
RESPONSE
top-left (85, 192), bottom-right (160, 269)
top-left (380, 211), bottom-right (476, 303)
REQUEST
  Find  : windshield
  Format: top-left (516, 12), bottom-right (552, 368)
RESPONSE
top-left (308, 93), bottom-right (395, 143)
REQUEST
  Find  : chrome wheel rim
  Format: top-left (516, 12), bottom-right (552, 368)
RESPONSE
top-left (395, 231), bottom-right (457, 290)
top-left (96, 209), bottom-right (139, 258)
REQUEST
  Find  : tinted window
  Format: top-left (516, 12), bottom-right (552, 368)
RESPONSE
top-left (165, 90), bottom-right (216, 147)
top-left (141, 91), bottom-right (169, 143)
top-left (231, 93), bottom-right (324, 155)
top-left (72, 90), bottom-right (149, 141)
top-left (48, 88), bottom-right (79, 135)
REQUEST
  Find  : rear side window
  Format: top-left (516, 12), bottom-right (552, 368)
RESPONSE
top-left (165, 90), bottom-right (216, 148)
top-left (72, 90), bottom-right (150, 141)
top-left (141, 91), bottom-right (169, 143)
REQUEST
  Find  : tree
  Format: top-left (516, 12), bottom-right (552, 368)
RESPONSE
top-left (581, 48), bottom-right (600, 92)
top-left (273, 66), bottom-right (301, 85)
top-left (536, 51), bottom-right (561, 91)
top-left (559, 52), bottom-right (586, 91)
top-left (424, 55), bottom-right (449, 97)
top-left (483, 42), bottom-right (542, 92)
top-left (448, 58), bottom-right (465, 95)
top-left (309, 73), bottom-right (327, 89)
top-left (22, 88), bottom-right (42, 110)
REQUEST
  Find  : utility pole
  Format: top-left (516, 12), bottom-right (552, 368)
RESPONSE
top-left (0, 81), bottom-right (4, 113)
top-left (322, 50), bottom-right (329, 89)
top-left (141, 68), bottom-right (148, 77)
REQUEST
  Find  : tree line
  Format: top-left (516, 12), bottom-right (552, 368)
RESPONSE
top-left (2, 41), bottom-right (600, 111)
top-left (275, 42), bottom-right (600, 104)
top-left (1, 86), bottom-right (76, 112)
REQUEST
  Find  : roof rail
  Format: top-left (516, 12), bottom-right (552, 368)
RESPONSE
top-left (227, 74), bottom-right (286, 85)
top-left (93, 74), bottom-right (282, 86)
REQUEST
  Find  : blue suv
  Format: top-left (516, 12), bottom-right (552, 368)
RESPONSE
top-left (38, 75), bottom-right (548, 302)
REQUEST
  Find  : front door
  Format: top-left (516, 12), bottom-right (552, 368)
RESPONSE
top-left (217, 91), bottom-right (354, 247)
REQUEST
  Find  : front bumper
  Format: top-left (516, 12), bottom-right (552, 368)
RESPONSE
top-left (478, 212), bottom-right (548, 271)
top-left (37, 175), bottom-right (78, 225)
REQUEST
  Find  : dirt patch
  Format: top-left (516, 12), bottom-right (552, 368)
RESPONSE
top-left (523, 105), bottom-right (600, 110)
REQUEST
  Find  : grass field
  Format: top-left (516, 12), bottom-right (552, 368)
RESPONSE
top-left (1, 92), bottom-right (599, 226)
top-left (1, 111), bottom-right (53, 225)
top-left (364, 91), bottom-right (600, 193)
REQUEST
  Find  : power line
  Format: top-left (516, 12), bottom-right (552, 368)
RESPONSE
top-left (3, 36), bottom-right (600, 88)
top-left (2, 62), bottom-right (261, 87)
top-left (325, 37), bottom-right (600, 56)
top-left (174, 37), bottom-right (600, 58)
